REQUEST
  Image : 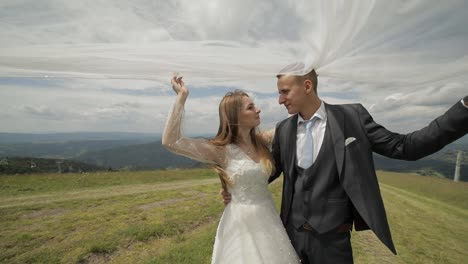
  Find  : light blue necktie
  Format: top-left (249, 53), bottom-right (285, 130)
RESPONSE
top-left (298, 117), bottom-right (318, 169)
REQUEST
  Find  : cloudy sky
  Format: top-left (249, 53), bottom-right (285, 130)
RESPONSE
top-left (1, 0), bottom-right (467, 136)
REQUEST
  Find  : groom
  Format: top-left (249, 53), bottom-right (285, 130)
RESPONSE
top-left (270, 65), bottom-right (467, 263)
top-left (223, 64), bottom-right (468, 263)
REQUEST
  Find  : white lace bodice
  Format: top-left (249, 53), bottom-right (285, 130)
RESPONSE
top-left (224, 145), bottom-right (273, 205)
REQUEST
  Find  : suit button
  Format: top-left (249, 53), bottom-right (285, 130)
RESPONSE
top-left (302, 223), bottom-right (314, 231)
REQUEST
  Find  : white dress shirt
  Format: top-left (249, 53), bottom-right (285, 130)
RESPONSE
top-left (296, 101), bottom-right (327, 167)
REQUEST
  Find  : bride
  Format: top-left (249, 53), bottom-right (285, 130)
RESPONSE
top-left (162, 75), bottom-right (299, 263)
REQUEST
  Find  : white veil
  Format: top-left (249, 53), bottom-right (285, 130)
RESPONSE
top-left (1, 0), bottom-right (467, 93)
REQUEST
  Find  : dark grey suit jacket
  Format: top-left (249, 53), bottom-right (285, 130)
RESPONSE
top-left (269, 100), bottom-right (468, 254)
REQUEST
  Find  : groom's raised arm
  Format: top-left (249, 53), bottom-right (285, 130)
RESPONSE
top-left (358, 97), bottom-right (468, 161)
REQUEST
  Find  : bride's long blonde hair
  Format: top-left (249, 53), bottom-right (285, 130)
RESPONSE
top-left (210, 90), bottom-right (274, 188)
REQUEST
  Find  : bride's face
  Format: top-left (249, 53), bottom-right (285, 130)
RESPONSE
top-left (238, 96), bottom-right (261, 128)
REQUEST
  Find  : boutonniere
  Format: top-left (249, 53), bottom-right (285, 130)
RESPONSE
top-left (345, 137), bottom-right (356, 146)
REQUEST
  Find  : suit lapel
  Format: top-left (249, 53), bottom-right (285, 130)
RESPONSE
top-left (326, 103), bottom-right (345, 177)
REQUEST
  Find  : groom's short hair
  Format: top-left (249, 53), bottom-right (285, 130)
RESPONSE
top-left (297, 69), bottom-right (318, 93)
top-left (276, 64), bottom-right (318, 93)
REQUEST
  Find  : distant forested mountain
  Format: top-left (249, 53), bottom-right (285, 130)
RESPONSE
top-left (0, 133), bottom-right (206, 171)
top-left (0, 132), bottom-right (159, 143)
top-left (0, 140), bottom-right (154, 159)
top-left (0, 133), bottom-right (466, 180)
top-left (373, 154), bottom-right (467, 182)
top-left (75, 141), bottom-right (201, 170)
top-left (0, 157), bottom-right (103, 175)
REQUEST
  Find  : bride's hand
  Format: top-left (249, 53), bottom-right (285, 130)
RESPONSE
top-left (171, 74), bottom-right (189, 96)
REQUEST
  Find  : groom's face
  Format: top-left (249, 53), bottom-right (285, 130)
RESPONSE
top-left (277, 75), bottom-right (305, 114)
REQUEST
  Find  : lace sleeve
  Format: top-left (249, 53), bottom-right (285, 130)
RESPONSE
top-left (162, 95), bottom-right (226, 165)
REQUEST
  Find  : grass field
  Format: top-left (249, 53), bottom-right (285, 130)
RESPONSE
top-left (0, 169), bottom-right (467, 263)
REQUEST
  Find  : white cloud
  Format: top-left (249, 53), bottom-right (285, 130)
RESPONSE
top-left (0, 79), bottom-right (167, 133)
top-left (0, 0), bottom-right (467, 136)
top-left (2, 1), bottom-right (467, 88)
top-left (0, 77), bottom-right (465, 136)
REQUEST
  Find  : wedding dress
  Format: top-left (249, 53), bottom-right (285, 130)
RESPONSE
top-left (162, 100), bottom-right (299, 264)
top-left (210, 144), bottom-right (299, 263)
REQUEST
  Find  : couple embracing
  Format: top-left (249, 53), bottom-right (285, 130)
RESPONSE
top-left (162, 64), bottom-right (468, 264)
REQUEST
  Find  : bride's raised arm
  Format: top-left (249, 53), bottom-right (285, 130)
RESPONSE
top-left (162, 76), bottom-right (226, 166)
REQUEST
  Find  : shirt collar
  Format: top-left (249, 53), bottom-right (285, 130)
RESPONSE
top-left (297, 101), bottom-right (327, 125)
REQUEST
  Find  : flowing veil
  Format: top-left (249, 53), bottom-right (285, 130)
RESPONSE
top-left (1, 0), bottom-right (467, 95)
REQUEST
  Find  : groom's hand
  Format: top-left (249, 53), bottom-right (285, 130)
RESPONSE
top-left (219, 188), bottom-right (231, 206)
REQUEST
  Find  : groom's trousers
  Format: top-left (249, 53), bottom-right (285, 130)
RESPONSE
top-left (285, 222), bottom-right (353, 264)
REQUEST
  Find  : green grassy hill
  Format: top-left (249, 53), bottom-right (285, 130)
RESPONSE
top-left (0, 170), bottom-right (466, 263)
